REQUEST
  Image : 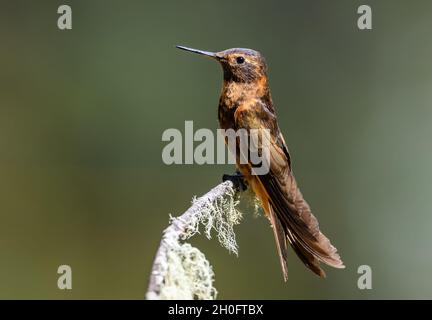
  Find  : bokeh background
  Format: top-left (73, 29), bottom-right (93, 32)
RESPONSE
top-left (0, 0), bottom-right (431, 299)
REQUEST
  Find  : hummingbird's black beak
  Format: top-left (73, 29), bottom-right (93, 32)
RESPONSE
top-left (176, 45), bottom-right (218, 59)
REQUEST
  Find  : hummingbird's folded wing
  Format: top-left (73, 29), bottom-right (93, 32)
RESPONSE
top-left (234, 100), bottom-right (344, 276)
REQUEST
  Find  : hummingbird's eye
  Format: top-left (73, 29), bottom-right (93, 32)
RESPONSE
top-left (236, 56), bottom-right (245, 64)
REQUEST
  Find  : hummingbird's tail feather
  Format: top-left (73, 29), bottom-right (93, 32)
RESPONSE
top-left (281, 179), bottom-right (344, 271)
top-left (267, 202), bottom-right (327, 279)
top-left (268, 207), bottom-right (289, 281)
top-left (260, 172), bottom-right (344, 277)
top-left (285, 227), bottom-right (327, 277)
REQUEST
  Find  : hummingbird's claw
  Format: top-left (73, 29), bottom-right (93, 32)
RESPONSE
top-left (222, 171), bottom-right (248, 191)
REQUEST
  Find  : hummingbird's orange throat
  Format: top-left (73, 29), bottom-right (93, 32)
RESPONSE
top-left (220, 76), bottom-right (270, 110)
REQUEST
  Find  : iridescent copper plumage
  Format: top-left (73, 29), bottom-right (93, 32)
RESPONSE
top-left (177, 45), bottom-right (344, 280)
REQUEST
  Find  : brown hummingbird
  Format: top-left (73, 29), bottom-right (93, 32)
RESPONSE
top-left (176, 45), bottom-right (344, 280)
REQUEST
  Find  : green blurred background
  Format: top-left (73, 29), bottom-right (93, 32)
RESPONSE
top-left (0, 0), bottom-right (431, 299)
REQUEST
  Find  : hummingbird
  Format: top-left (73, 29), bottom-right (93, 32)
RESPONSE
top-left (176, 45), bottom-right (344, 280)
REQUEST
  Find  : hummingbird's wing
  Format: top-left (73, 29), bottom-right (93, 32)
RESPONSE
top-left (234, 100), bottom-right (344, 278)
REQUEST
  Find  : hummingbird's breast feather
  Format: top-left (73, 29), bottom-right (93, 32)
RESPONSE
top-left (218, 79), bottom-right (268, 130)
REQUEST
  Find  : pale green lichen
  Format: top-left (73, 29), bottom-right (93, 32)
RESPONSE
top-left (241, 188), bottom-right (262, 218)
top-left (158, 183), bottom-right (243, 300)
top-left (195, 186), bottom-right (242, 255)
top-left (160, 243), bottom-right (216, 300)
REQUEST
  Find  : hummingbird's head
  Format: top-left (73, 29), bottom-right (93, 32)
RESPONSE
top-left (176, 46), bottom-right (268, 83)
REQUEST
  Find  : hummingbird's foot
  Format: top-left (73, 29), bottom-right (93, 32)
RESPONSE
top-left (222, 170), bottom-right (248, 191)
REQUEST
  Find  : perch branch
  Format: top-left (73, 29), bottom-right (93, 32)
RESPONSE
top-left (146, 180), bottom-right (241, 300)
